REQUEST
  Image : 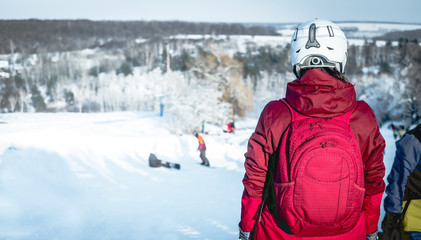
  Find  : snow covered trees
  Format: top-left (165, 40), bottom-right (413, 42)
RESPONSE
top-left (1, 20), bottom-right (420, 132)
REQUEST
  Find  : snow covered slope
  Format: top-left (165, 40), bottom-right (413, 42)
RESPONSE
top-left (0, 112), bottom-right (255, 239)
top-left (0, 112), bottom-right (399, 239)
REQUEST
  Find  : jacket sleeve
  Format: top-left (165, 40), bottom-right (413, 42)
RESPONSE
top-left (350, 101), bottom-right (386, 233)
top-left (384, 134), bottom-right (421, 213)
top-left (239, 101), bottom-right (289, 232)
top-left (240, 107), bottom-right (272, 232)
top-left (364, 124), bottom-right (386, 233)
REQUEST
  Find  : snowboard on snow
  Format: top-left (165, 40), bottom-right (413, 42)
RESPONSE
top-left (149, 153), bottom-right (181, 170)
top-left (197, 162), bottom-right (214, 168)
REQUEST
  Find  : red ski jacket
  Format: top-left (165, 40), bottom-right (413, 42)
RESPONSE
top-left (240, 69), bottom-right (385, 239)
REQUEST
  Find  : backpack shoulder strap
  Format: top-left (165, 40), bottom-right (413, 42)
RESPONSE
top-left (252, 99), bottom-right (294, 236)
top-left (263, 98), bottom-right (295, 235)
top-left (280, 99), bottom-right (308, 122)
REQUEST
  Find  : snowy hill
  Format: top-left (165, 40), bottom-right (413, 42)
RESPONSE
top-left (0, 112), bottom-right (256, 239)
top-left (0, 111), bottom-right (400, 239)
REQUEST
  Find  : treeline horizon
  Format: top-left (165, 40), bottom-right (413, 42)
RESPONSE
top-left (0, 19), bottom-right (279, 54)
top-left (0, 19), bottom-right (420, 128)
top-left (375, 29), bottom-right (421, 43)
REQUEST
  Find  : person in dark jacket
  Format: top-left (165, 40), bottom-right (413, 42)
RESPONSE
top-left (382, 124), bottom-right (421, 240)
top-left (239, 18), bottom-right (385, 240)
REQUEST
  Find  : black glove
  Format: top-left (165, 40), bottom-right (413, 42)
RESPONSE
top-left (367, 231), bottom-right (378, 240)
top-left (238, 223), bottom-right (251, 240)
top-left (381, 212), bottom-right (402, 240)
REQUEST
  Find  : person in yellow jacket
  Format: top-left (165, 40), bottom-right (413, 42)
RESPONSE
top-left (382, 124), bottom-right (421, 240)
top-left (195, 132), bottom-right (210, 167)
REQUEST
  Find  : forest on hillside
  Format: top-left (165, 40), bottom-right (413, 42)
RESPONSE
top-left (0, 20), bottom-right (420, 133)
top-left (0, 20), bottom-right (279, 54)
top-left (375, 29), bottom-right (421, 43)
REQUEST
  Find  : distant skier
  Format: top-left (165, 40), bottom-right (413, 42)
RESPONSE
top-left (230, 121), bottom-right (235, 133)
top-left (389, 123), bottom-right (398, 139)
top-left (224, 121), bottom-right (236, 133)
top-left (398, 125), bottom-right (405, 138)
top-left (195, 132), bottom-right (210, 167)
top-left (159, 96), bottom-right (164, 117)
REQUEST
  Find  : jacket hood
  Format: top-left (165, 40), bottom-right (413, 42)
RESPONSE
top-left (285, 68), bottom-right (357, 118)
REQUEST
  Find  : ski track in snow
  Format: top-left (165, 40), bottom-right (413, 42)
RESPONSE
top-left (207, 219), bottom-right (238, 236)
top-left (176, 225), bottom-right (201, 239)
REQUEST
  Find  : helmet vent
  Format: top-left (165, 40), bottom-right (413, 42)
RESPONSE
top-left (327, 47), bottom-right (334, 50)
top-left (305, 23), bottom-right (320, 49)
top-left (296, 49), bottom-right (301, 53)
top-left (327, 26), bottom-right (334, 37)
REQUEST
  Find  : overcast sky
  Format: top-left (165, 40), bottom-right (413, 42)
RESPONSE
top-left (2, 0), bottom-right (421, 24)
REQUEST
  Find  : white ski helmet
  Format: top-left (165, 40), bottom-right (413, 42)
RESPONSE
top-left (290, 18), bottom-right (348, 78)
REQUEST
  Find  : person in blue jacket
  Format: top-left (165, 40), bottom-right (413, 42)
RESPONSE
top-left (382, 124), bottom-right (421, 240)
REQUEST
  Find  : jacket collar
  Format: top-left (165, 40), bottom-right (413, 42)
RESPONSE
top-left (285, 68), bottom-right (357, 118)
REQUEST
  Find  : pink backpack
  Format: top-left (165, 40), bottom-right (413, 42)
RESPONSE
top-left (275, 99), bottom-right (365, 237)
